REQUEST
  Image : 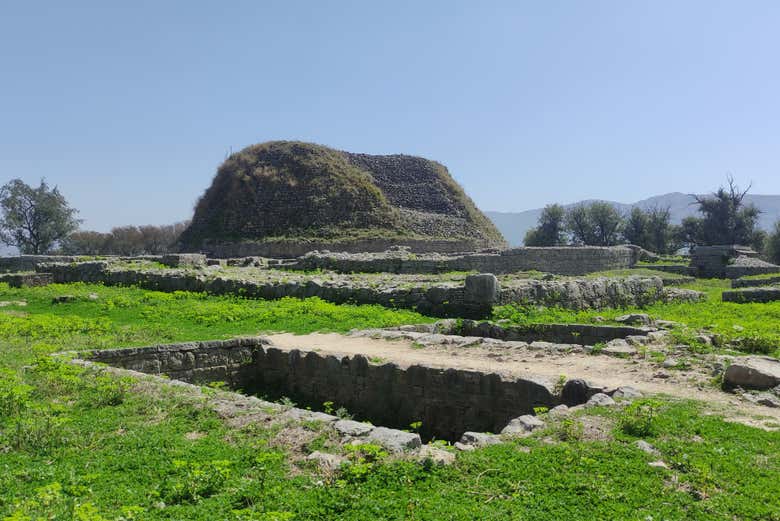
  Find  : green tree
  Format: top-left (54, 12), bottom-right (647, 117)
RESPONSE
top-left (0, 179), bottom-right (80, 254)
top-left (588, 202), bottom-right (624, 246)
top-left (565, 204), bottom-right (596, 245)
top-left (645, 206), bottom-right (677, 253)
top-left (622, 207), bottom-right (649, 248)
top-left (566, 202), bottom-right (623, 246)
top-left (764, 221), bottom-right (780, 264)
top-left (676, 215), bottom-right (702, 249)
top-left (690, 177), bottom-right (761, 246)
top-left (524, 204), bottom-right (568, 246)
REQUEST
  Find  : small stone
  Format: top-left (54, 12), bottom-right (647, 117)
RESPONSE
top-left (695, 334), bottom-right (713, 346)
top-left (613, 386), bottom-right (643, 400)
top-left (88, 293), bottom-right (99, 300)
top-left (501, 415), bottom-right (545, 436)
top-left (626, 335), bottom-right (650, 347)
top-left (548, 404), bottom-right (570, 418)
top-left (593, 316), bottom-right (606, 323)
top-left (662, 357), bottom-right (679, 369)
top-left (635, 440), bottom-right (660, 456)
top-left (415, 445), bottom-right (456, 466)
top-left (602, 340), bottom-right (637, 357)
top-left (52, 295), bottom-right (76, 304)
top-left (648, 460), bottom-right (669, 469)
top-left (366, 427), bottom-right (421, 453)
top-left (585, 393), bottom-right (616, 407)
top-left (755, 393), bottom-right (780, 408)
top-left (647, 330), bottom-right (670, 342)
top-left (653, 371), bottom-right (671, 379)
top-left (458, 431), bottom-right (501, 448)
top-left (655, 320), bottom-right (680, 329)
top-left (615, 313), bottom-right (652, 326)
top-left (306, 451), bottom-right (346, 470)
top-left (334, 419), bottom-right (373, 437)
top-left (453, 442), bottom-right (475, 451)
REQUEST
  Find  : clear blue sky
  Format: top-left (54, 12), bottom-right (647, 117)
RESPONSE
top-left (2, 1), bottom-right (779, 231)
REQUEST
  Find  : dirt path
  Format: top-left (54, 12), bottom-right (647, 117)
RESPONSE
top-left (267, 332), bottom-right (780, 429)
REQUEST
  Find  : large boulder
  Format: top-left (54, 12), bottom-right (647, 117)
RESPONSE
top-left (723, 357), bottom-right (780, 390)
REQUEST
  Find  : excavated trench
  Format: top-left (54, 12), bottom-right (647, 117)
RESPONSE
top-left (85, 337), bottom-right (558, 442)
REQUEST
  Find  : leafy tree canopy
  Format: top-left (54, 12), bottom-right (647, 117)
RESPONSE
top-left (0, 179), bottom-right (80, 254)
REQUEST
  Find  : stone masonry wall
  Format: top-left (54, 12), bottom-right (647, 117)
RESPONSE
top-left (0, 272), bottom-right (53, 288)
top-left (86, 337), bottom-right (557, 442)
top-left (290, 246), bottom-right (636, 275)
top-left (722, 287), bottom-right (780, 304)
top-left (0, 255), bottom-right (85, 273)
top-left (42, 262), bottom-right (670, 317)
top-left (202, 238), bottom-right (483, 259)
top-left (731, 276), bottom-right (780, 288)
top-left (453, 320), bottom-right (650, 345)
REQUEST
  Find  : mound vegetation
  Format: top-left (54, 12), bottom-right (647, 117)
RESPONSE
top-left (178, 141), bottom-right (506, 251)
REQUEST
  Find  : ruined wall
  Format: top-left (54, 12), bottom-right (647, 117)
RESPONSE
top-left (0, 272), bottom-right (53, 287)
top-left (42, 262), bottom-right (672, 316)
top-left (731, 276), bottom-right (780, 288)
top-left (722, 287), bottom-right (780, 304)
top-left (453, 320), bottom-right (650, 345)
top-left (88, 338), bottom-right (259, 388)
top-left (87, 337), bottom-right (556, 442)
top-left (0, 255), bottom-right (85, 273)
top-left (203, 238), bottom-right (483, 259)
top-left (290, 246), bottom-right (636, 275)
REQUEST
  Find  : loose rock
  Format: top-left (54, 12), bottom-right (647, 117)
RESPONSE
top-left (723, 357), bottom-right (780, 390)
top-left (500, 415), bottom-right (545, 436)
top-left (613, 386), bottom-right (643, 400)
top-left (306, 451), bottom-right (346, 470)
top-left (334, 419), bottom-right (373, 437)
top-left (635, 440), bottom-right (660, 456)
top-left (366, 427), bottom-right (421, 453)
top-left (585, 393), bottom-right (617, 407)
top-left (458, 431), bottom-right (501, 448)
top-left (415, 445), bottom-right (456, 466)
top-left (615, 313), bottom-right (651, 326)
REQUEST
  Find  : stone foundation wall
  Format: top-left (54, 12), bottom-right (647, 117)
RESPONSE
top-left (722, 287), bottom-right (780, 304)
top-left (731, 276), bottom-right (780, 288)
top-left (290, 246), bottom-right (636, 275)
top-left (0, 255), bottom-right (85, 273)
top-left (87, 337), bottom-right (557, 442)
top-left (0, 272), bottom-right (53, 287)
top-left (452, 320), bottom-right (650, 345)
top-left (41, 262), bottom-right (672, 317)
top-left (88, 338), bottom-right (259, 388)
top-left (201, 238), bottom-right (483, 259)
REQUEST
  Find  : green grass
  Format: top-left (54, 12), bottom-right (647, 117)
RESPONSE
top-left (1, 283), bottom-right (780, 519)
top-left (495, 279), bottom-right (780, 357)
top-left (739, 272), bottom-right (780, 281)
top-left (588, 268), bottom-right (693, 280)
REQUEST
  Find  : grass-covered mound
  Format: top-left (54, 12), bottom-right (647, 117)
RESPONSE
top-left (179, 141), bottom-right (506, 253)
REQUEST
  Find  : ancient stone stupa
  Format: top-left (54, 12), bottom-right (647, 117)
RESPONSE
top-left (179, 141), bottom-right (506, 257)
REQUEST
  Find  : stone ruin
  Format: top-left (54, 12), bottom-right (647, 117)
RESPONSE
top-left (690, 245), bottom-right (780, 278)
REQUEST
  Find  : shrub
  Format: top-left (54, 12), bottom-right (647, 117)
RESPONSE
top-left (161, 459), bottom-right (233, 504)
top-left (618, 399), bottom-right (662, 437)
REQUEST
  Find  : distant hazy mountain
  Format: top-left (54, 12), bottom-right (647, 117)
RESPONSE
top-left (487, 192), bottom-right (780, 246)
